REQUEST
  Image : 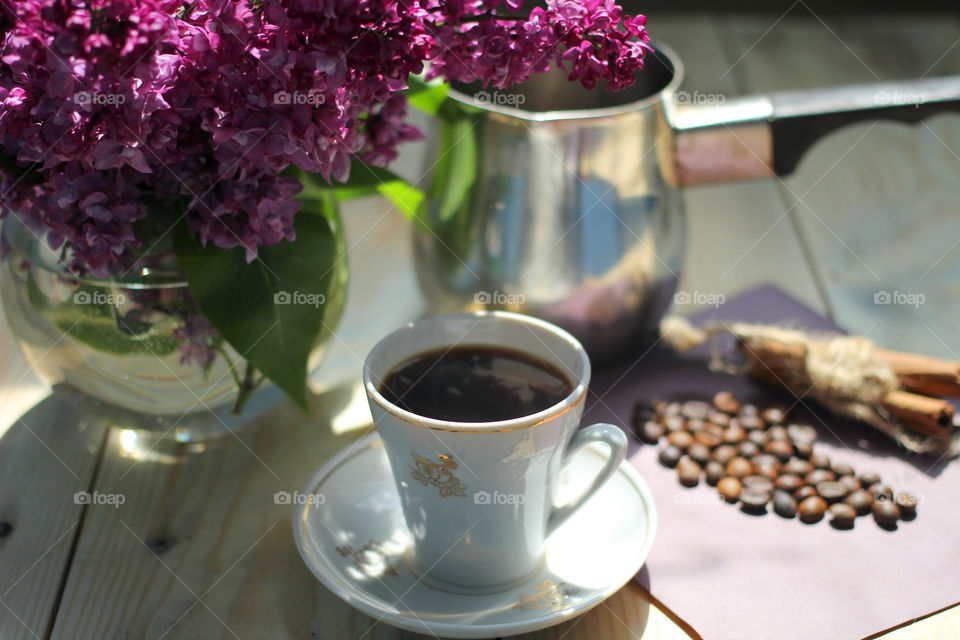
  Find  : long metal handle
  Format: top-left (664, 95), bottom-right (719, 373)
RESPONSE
top-left (662, 75), bottom-right (960, 186)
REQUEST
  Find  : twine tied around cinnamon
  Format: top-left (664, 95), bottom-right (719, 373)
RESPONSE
top-left (661, 316), bottom-right (959, 456)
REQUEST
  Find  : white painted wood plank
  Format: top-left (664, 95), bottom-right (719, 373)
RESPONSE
top-left (0, 398), bottom-right (106, 640)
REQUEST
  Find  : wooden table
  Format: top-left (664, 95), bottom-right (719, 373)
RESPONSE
top-left (2, 13), bottom-right (960, 640)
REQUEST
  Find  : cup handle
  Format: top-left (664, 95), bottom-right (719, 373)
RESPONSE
top-left (546, 423), bottom-right (628, 537)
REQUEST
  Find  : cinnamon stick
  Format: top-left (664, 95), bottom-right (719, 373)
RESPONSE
top-left (881, 390), bottom-right (954, 439)
top-left (876, 349), bottom-right (960, 398)
top-left (737, 335), bottom-right (955, 439)
top-left (738, 336), bottom-right (807, 385)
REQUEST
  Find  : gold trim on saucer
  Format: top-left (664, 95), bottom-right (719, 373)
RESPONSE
top-left (517, 579), bottom-right (566, 611)
top-left (336, 539), bottom-right (400, 578)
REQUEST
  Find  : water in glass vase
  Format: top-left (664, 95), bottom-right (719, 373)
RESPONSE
top-left (0, 221), bottom-right (273, 440)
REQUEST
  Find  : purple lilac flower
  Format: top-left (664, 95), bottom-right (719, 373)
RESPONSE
top-left (171, 302), bottom-right (218, 369)
top-left (0, 0), bottom-right (650, 277)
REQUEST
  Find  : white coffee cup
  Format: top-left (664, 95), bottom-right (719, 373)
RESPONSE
top-left (363, 311), bottom-right (628, 592)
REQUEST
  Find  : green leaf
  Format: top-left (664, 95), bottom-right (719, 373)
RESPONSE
top-left (286, 162), bottom-right (424, 223)
top-left (54, 315), bottom-right (179, 355)
top-left (426, 116), bottom-right (478, 224)
top-left (405, 76), bottom-right (450, 116)
top-left (173, 194), bottom-right (339, 409)
top-left (333, 159), bottom-right (426, 225)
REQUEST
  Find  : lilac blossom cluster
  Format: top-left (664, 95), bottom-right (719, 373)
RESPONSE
top-left (0, 0), bottom-right (650, 277)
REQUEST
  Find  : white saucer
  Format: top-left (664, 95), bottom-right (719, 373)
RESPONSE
top-left (293, 433), bottom-right (657, 638)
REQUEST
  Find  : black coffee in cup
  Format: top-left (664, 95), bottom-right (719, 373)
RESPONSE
top-left (379, 345), bottom-right (573, 422)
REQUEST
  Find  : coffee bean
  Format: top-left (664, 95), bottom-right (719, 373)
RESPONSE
top-left (754, 463), bottom-right (780, 480)
top-left (774, 474), bottom-right (805, 492)
top-left (702, 423), bottom-right (725, 437)
top-left (793, 441), bottom-right (813, 459)
top-left (816, 481), bottom-right (849, 503)
top-left (707, 410), bottom-right (731, 428)
top-left (739, 403), bottom-right (760, 417)
top-left (667, 431), bottom-right (694, 450)
top-left (711, 444), bottom-right (738, 465)
top-left (663, 415), bottom-right (687, 432)
top-left (764, 440), bottom-right (794, 462)
top-left (713, 391), bottom-right (740, 414)
top-left (761, 406), bottom-right (787, 426)
top-left (829, 503), bottom-right (857, 529)
top-left (870, 484), bottom-right (894, 502)
top-left (873, 500), bottom-right (901, 528)
top-left (705, 461), bottom-right (725, 486)
top-left (783, 459), bottom-right (814, 476)
top-left (687, 443), bottom-right (711, 465)
top-left (739, 488), bottom-right (771, 514)
top-left (662, 401), bottom-right (682, 416)
top-left (767, 425), bottom-right (789, 441)
top-left (649, 395), bottom-right (923, 531)
top-left (805, 469), bottom-right (836, 485)
top-left (781, 458), bottom-right (813, 477)
top-left (743, 475), bottom-right (775, 493)
top-left (725, 457), bottom-right (753, 479)
top-left (750, 454), bottom-right (782, 469)
top-left (798, 496), bottom-right (828, 523)
top-left (722, 426), bottom-right (747, 445)
top-left (737, 441), bottom-right (760, 458)
top-left (809, 453), bottom-right (832, 470)
top-left (718, 477), bottom-right (742, 503)
top-left (677, 458), bottom-right (702, 487)
top-left (845, 489), bottom-right (874, 516)
top-left (832, 463), bottom-right (855, 477)
top-left (787, 423), bottom-right (817, 444)
top-left (658, 445), bottom-right (682, 468)
top-left (773, 490), bottom-right (798, 518)
top-left (682, 401), bottom-right (711, 420)
top-left (895, 493), bottom-right (918, 520)
top-left (739, 415), bottom-right (766, 431)
top-left (838, 475), bottom-right (861, 494)
top-left (632, 401), bottom-right (658, 428)
top-left (638, 420), bottom-right (665, 444)
top-left (694, 430), bottom-right (723, 448)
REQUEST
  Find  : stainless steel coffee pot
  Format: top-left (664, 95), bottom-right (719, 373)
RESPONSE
top-left (413, 44), bottom-right (960, 361)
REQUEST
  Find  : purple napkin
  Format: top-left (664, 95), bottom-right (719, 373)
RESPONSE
top-left (583, 286), bottom-right (960, 640)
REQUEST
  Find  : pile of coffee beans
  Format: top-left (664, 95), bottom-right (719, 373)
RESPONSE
top-left (632, 392), bottom-right (918, 530)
